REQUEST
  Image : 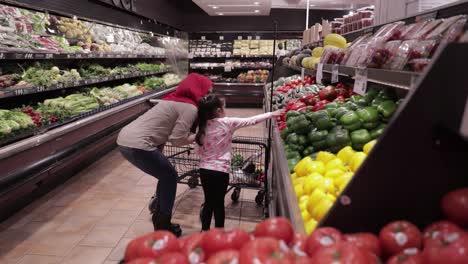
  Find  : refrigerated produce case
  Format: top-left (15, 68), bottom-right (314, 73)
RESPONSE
top-left (265, 1), bottom-right (468, 234)
top-left (0, 2), bottom-right (188, 220)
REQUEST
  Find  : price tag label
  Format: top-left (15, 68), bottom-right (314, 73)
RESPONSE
top-left (410, 74), bottom-right (419, 90)
top-left (73, 81), bottom-right (80, 86)
top-left (24, 53), bottom-right (34, 59)
top-left (75, 53), bottom-right (82, 58)
top-left (248, 36), bottom-right (252, 40)
top-left (56, 83), bottom-right (64, 89)
top-left (102, 77), bottom-right (109, 82)
top-left (84, 80), bottom-right (90, 85)
top-left (256, 36), bottom-right (261, 40)
top-left (14, 89), bottom-right (24, 96)
top-left (353, 68), bottom-right (368, 95)
top-left (45, 53), bottom-right (53, 59)
top-left (36, 86), bottom-right (45, 92)
top-left (0, 53), bottom-right (4, 60)
top-left (331, 64), bottom-right (339, 84)
top-left (238, 36), bottom-right (242, 40)
top-left (219, 36), bottom-right (224, 40)
top-left (224, 66), bottom-right (232, 72)
top-left (201, 36), bottom-right (206, 40)
top-left (316, 63), bottom-right (324, 84)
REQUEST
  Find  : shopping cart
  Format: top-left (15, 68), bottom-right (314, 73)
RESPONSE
top-left (162, 136), bottom-right (269, 209)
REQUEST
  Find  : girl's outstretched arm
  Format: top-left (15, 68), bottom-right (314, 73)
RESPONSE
top-left (223, 110), bottom-right (283, 131)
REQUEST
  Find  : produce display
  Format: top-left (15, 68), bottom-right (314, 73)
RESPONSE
top-left (190, 60), bottom-right (272, 70)
top-left (0, 75), bottom-right (173, 145)
top-left (237, 70), bottom-right (269, 83)
top-left (233, 39), bottom-right (274, 56)
top-left (0, 3), bottom-right (165, 56)
top-left (122, 196), bottom-right (468, 264)
top-left (163, 73), bottom-right (183, 87)
top-left (0, 62), bottom-right (166, 90)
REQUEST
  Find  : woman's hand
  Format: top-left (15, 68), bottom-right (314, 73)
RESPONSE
top-left (272, 110), bottom-right (285, 117)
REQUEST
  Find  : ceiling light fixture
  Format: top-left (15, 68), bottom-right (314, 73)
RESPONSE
top-left (254, 10), bottom-right (260, 13)
top-left (218, 13), bottom-right (224, 15)
top-left (212, 6), bottom-right (218, 9)
top-left (254, 2), bottom-right (260, 5)
top-left (310, 4), bottom-right (315, 7)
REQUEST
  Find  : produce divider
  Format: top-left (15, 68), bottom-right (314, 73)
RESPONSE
top-left (321, 43), bottom-right (468, 233)
top-left (0, 70), bottom-right (169, 99)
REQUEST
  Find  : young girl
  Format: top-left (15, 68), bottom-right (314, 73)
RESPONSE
top-left (195, 94), bottom-right (283, 231)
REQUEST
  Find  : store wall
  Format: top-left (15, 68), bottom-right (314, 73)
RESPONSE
top-left (11, 0), bottom-right (345, 33)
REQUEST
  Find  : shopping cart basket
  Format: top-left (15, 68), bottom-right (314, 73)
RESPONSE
top-left (163, 136), bottom-right (268, 206)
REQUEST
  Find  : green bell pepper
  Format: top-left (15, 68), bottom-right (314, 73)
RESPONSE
top-left (311, 110), bottom-right (329, 122)
top-left (305, 112), bottom-right (316, 122)
top-left (343, 101), bottom-right (359, 111)
top-left (349, 95), bottom-right (363, 104)
top-left (286, 151), bottom-right (301, 160)
top-left (351, 129), bottom-right (372, 150)
top-left (286, 110), bottom-right (301, 119)
top-left (286, 133), bottom-right (299, 145)
top-left (315, 115), bottom-right (334, 130)
top-left (356, 106), bottom-right (379, 123)
top-left (290, 115), bottom-right (311, 134)
top-left (371, 97), bottom-right (384, 107)
top-left (370, 124), bottom-right (386, 139)
top-left (312, 139), bottom-right (328, 151)
top-left (339, 111), bottom-right (362, 131)
top-left (298, 135), bottom-right (308, 146)
top-left (363, 88), bottom-right (379, 103)
top-left (308, 130), bottom-right (328, 143)
top-left (302, 146), bottom-right (315, 157)
top-left (281, 127), bottom-right (291, 139)
top-left (325, 102), bottom-right (340, 109)
top-left (334, 107), bottom-right (351, 120)
top-left (377, 100), bottom-right (397, 119)
top-left (326, 128), bottom-right (351, 149)
top-left (362, 122), bottom-right (379, 130)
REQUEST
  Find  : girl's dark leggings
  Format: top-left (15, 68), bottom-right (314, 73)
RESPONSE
top-left (119, 146), bottom-right (177, 216)
top-left (200, 168), bottom-right (229, 231)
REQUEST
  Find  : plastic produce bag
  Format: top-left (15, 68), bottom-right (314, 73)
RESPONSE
top-left (407, 58), bottom-right (431, 72)
top-left (367, 40), bottom-right (402, 69)
top-left (341, 34), bottom-right (372, 66)
top-left (401, 21), bottom-right (429, 40)
top-left (320, 46), bottom-right (345, 64)
top-left (426, 15), bottom-right (466, 40)
top-left (373, 21), bottom-right (405, 41)
top-left (441, 18), bottom-right (467, 44)
top-left (411, 19), bottom-right (443, 40)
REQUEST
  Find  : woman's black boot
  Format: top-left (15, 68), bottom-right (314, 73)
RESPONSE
top-left (152, 213), bottom-right (182, 237)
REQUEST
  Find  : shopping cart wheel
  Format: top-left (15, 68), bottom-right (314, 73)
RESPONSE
top-left (188, 176), bottom-right (199, 189)
top-left (231, 187), bottom-right (241, 202)
top-left (255, 190), bottom-right (265, 206)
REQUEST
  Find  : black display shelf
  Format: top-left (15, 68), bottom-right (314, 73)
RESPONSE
top-left (321, 64), bottom-right (419, 90)
top-left (190, 55), bottom-right (275, 59)
top-left (191, 67), bottom-right (272, 71)
top-left (0, 70), bottom-right (169, 99)
top-left (320, 43), bottom-right (468, 233)
top-left (0, 52), bottom-right (166, 61)
top-left (287, 64), bottom-right (316, 75)
top-left (214, 82), bottom-right (266, 86)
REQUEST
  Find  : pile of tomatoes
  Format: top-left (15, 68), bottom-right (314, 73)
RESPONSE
top-left (123, 188), bottom-right (468, 264)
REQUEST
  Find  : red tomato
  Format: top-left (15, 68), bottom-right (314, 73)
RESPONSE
top-left (441, 188), bottom-right (468, 228)
top-left (181, 233), bottom-right (205, 263)
top-left (423, 221), bottom-right (461, 246)
top-left (239, 237), bottom-right (294, 264)
top-left (127, 258), bottom-right (156, 264)
top-left (364, 251), bottom-right (382, 264)
top-left (136, 231), bottom-right (180, 259)
top-left (344, 233), bottom-right (382, 257)
top-left (305, 227), bottom-right (343, 257)
top-left (206, 250), bottom-right (239, 264)
top-left (312, 242), bottom-right (371, 264)
top-left (202, 228), bottom-right (251, 257)
top-left (294, 256), bottom-right (314, 264)
top-left (290, 233), bottom-right (308, 257)
top-left (253, 217), bottom-right (295, 244)
top-left (379, 221), bottom-right (422, 257)
top-left (125, 235), bottom-right (149, 261)
top-left (386, 248), bottom-right (423, 264)
top-left (422, 231), bottom-right (468, 264)
top-left (156, 252), bottom-right (189, 264)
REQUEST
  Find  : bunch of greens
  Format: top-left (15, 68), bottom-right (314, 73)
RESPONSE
top-left (142, 77), bottom-right (166, 90)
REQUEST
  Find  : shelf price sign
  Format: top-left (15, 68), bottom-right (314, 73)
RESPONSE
top-left (331, 64), bottom-right (339, 84)
top-left (316, 63), bottom-right (324, 84)
top-left (224, 66), bottom-right (232, 72)
top-left (354, 68), bottom-right (368, 95)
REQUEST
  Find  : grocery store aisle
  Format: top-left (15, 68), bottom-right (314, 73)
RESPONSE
top-left (0, 108), bottom-right (266, 264)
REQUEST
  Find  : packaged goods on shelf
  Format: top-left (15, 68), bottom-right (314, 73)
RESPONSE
top-left (237, 70), bottom-right (269, 83)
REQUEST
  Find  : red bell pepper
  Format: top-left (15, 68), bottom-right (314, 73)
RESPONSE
top-left (312, 100), bottom-right (330, 111)
top-left (304, 95), bottom-right (318, 106)
top-left (288, 102), bottom-right (306, 111)
top-left (334, 95), bottom-right (346, 103)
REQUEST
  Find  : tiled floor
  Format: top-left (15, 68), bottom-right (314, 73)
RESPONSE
top-left (0, 108), bottom-right (267, 264)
